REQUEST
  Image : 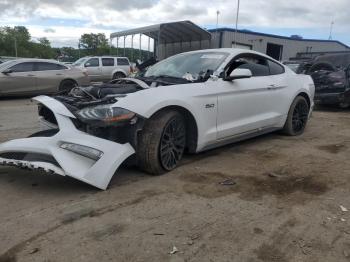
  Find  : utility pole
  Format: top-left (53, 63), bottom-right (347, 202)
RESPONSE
top-left (233, 0), bottom-right (240, 47)
top-left (328, 20), bottom-right (334, 40)
top-left (216, 10), bottom-right (220, 31)
top-left (216, 10), bottom-right (220, 48)
top-left (14, 38), bottom-right (18, 58)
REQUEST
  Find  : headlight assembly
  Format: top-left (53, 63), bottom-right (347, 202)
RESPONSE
top-left (76, 104), bottom-right (136, 126)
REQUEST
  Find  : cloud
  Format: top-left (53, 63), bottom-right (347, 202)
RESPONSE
top-left (44, 28), bottom-right (55, 33)
top-left (0, 0), bottom-right (349, 46)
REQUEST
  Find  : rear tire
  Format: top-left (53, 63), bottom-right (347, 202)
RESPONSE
top-left (137, 110), bottom-right (186, 175)
top-left (59, 79), bottom-right (77, 93)
top-left (282, 96), bottom-right (309, 136)
top-left (113, 72), bottom-right (126, 80)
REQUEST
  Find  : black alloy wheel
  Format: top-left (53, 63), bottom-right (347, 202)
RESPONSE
top-left (159, 116), bottom-right (186, 171)
top-left (291, 99), bottom-right (309, 133)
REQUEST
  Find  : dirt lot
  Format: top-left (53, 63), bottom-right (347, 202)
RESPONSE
top-left (0, 99), bottom-right (350, 262)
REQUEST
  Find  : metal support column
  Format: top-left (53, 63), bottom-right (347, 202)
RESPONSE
top-left (131, 35), bottom-right (134, 62)
top-left (116, 37), bottom-right (119, 56)
top-left (148, 36), bottom-right (150, 59)
top-left (123, 36), bottom-right (126, 56)
top-left (139, 33), bottom-right (142, 60)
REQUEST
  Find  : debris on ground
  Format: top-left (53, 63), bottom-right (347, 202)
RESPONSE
top-left (189, 234), bottom-right (200, 240)
top-left (219, 179), bottom-right (236, 186)
top-left (341, 218), bottom-right (346, 222)
top-left (297, 239), bottom-right (312, 255)
top-left (29, 248), bottom-right (39, 254)
top-left (267, 172), bottom-right (283, 178)
top-left (169, 246), bottom-right (178, 254)
top-left (340, 205), bottom-right (348, 212)
top-left (186, 240), bottom-right (194, 245)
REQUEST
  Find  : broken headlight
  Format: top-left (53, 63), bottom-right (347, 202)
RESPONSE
top-left (76, 104), bottom-right (136, 126)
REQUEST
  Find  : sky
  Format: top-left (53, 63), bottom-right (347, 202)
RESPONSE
top-left (0, 0), bottom-right (349, 48)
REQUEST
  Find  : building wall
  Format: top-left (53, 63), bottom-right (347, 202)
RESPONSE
top-left (157, 30), bottom-right (349, 61)
top-left (210, 31), bottom-right (349, 61)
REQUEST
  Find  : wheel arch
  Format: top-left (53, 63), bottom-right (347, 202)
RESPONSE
top-left (60, 78), bottom-right (78, 85)
top-left (148, 105), bottom-right (198, 153)
top-left (296, 92), bottom-right (311, 109)
top-left (59, 78), bottom-right (78, 90)
top-left (112, 69), bottom-right (127, 77)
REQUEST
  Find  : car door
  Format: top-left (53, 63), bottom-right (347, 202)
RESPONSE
top-left (101, 58), bottom-right (115, 81)
top-left (84, 58), bottom-right (102, 81)
top-left (34, 62), bottom-right (67, 93)
top-left (0, 62), bottom-right (37, 96)
top-left (215, 54), bottom-right (286, 140)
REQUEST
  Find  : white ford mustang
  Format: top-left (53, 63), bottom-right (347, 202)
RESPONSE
top-left (0, 49), bottom-right (315, 189)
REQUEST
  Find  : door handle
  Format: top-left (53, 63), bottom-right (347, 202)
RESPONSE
top-left (27, 74), bottom-right (35, 77)
top-left (267, 84), bottom-right (277, 90)
top-left (56, 73), bottom-right (63, 76)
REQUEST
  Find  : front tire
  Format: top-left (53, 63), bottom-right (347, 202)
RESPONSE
top-left (137, 110), bottom-right (186, 175)
top-left (282, 96), bottom-right (309, 136)
top-left (59, 79), bottom-right (77, 93)
top-left (113, 72), bottom-right (126, 80)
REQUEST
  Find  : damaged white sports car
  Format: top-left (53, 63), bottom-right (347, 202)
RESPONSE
top-left (0, 49), bottom-right (315, 189)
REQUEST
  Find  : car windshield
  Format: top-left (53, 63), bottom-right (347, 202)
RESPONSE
top-left (144, 52), bottom-right (229, 80)
top-left (0, 60), bottom-right (17, 71)
top-left (73, 58), bottom-right (88, 66)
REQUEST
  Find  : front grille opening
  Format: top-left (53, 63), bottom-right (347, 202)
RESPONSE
top-left (0, 152), bottom-right (61, 168)
top-left (38, 104), bottom-right (58, 125)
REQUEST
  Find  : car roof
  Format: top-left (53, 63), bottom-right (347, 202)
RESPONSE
top-left (173, 48), bottom-right (283, 65)
top-left (82, 56), bottom-right (129, 59)
top-left (10, 58), bottom-right (63, 64)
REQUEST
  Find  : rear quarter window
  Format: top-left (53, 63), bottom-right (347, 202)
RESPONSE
top-left (268, 60), bottom-right (285, 75)
top-left (102, 58), bottom-right (115, 67)
top-left (117, 58), bottom-right (130, 66)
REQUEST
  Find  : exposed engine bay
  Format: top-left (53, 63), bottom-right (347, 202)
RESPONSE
top-left (53, 72), bottom-right (212, 110)
top-left (38, 73), bottom-right (212, 149)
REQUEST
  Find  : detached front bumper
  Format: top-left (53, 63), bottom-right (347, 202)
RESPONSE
top-left (0, 96), bottom-right (135, 190)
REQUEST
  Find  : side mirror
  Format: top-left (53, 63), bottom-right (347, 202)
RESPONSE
top-left (85, 63), bottom-right (91, 67)
top-left (225, 68), bottom-right (252, 81)
top-left (2, 69), bottom-right (13, 75)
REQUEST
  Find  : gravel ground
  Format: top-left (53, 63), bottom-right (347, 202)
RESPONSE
top-left (0, 99), bottom-right (350, 262)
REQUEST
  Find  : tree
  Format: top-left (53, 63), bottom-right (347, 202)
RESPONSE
top-left (79, 33), bottom-right (109, 55)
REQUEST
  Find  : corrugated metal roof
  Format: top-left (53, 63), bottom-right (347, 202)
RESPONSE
top-left (111, 21), bottom-right (211, 44)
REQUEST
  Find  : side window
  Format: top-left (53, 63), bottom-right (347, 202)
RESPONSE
top-left (9, 62), bottom-right (34, 73)
top-left (102, 58), bottom-right (115, 67)
top-left (35, 62), bottom-right (67, 71)
top-left (85, 58), bottom-right (99, 67)
top-left (268, 60), bottom-right (285, 75)
top-left (236, 56), bottom-right (270, 77)
top-left (117, 58), bottom-right (130, 66)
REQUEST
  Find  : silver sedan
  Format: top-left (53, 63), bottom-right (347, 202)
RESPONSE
top-left (0, 59), bottom-right (90, 96)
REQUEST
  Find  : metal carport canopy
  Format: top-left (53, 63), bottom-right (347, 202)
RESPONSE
top-left (110, 20), bottom-right (211, 44)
